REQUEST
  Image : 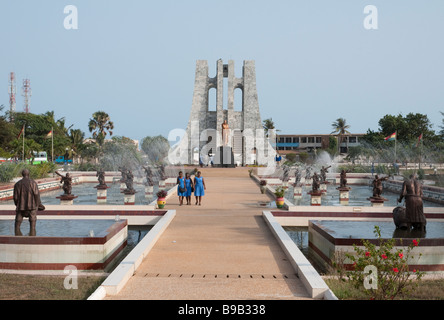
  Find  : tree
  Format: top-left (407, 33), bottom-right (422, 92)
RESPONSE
top-left (0, 105), bottom-right (16, 154)
top-left (262, 118), bottom-right (275, 137)
top-left (100, 136), bottom-right (142, 171)
top-left (378, 113), bottom-right (437, 145)
top-left (141, 135), bottom-right (170, 164)
top-left (331, 118), bottom-right (351, 154)
top-left (88, 111), bottom-right (114, 146)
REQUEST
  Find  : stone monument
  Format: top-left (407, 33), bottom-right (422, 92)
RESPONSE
top-left (171, 60), bottom-right (275, 167)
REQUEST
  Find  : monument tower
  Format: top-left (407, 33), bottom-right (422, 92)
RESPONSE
top-left (172, 60), bottom-right (274, 166)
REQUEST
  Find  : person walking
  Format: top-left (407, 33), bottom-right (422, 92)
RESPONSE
top-left (193, 171), bottom-right (206, 205)
top-left (184, 172), bottom-right (194, 205)
top-left (177, 171), bottom-right (187, 206)
top-left (13, 169), bottom-right (45, 236)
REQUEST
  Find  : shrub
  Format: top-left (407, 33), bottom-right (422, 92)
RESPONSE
top-left (343, 226), bottom-right (424, 300)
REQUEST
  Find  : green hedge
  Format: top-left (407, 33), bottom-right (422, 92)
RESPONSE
top-left (0, 162), bottom-right (56, 183)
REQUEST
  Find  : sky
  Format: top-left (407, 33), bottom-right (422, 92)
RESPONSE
top-left (1, 1), bottom-right (443, 142)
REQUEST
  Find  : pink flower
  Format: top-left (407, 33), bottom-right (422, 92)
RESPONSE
top-left (381, 254), bottom-right (387, 259)
top-left (398, 253), bottom-right (404, 259)
top-left (365, 251), bottom-right (371, 257)
top-left (393, 267), bottom-right (399, 273)
top-left (412, 239), bottom-right (418, 246)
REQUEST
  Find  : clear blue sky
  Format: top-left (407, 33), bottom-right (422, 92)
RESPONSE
top-left (1, 1), bottom-right (443, 141)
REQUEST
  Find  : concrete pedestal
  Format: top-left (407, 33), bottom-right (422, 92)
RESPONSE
top-left (159, 180), bottom-right (166, 190)
top-left (145, 185), bottom-right (154, 198)
top-left (124, 193), bottom-right (136, 205)
top-left (293, 186), bottom-right (302, 199)
top-left (120, 183), bottom-right (126, 192)
top-left (56, 195), bottom-right (78, 205)
top-left (337, 187), bottom-right (351, 206)
top-left (368, 196), bottom-right (388, 207)
top-left (320, 182), bottom-right (327, 193)
top-left (305, 178), bottom-right (313, 187)
top-left (95, 185), bottom-right (109, 204)
top-left (308, 191), bottom-right (322, 206)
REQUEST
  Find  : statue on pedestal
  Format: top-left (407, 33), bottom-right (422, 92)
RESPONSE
top-left (222, 120), bottom-right (230, 146)
top-left (396, 174), bottom-right (427, 231)
top-left (311, 172), bottom-right (321, 193)
top-left (372, 175), bottom-right (388, 198)
top-left (96, 168), bottom-right (107, 188)
top-left (55, 171), bottom-right (72, 195)
top-left (320, 165), bottom-right (331, 183)
top-left (143, 165), bottom-right (154, 186)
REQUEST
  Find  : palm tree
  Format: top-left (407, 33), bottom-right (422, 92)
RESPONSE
top-left (88, 111), bottom-right (114, 146)
top-left (263, 118), bottom-right (275, 137)
top-left (331, 118), bottom-right (351, 154)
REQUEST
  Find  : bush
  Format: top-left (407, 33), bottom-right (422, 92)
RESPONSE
top-left (342, 226), bottom-right (424, 300)
top-left (0, 162), bottom-right (55, 183)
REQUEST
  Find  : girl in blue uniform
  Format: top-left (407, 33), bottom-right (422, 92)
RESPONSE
top-left (193, 171), bottom-right (206, 205)
top-left (185, 172), bottom-right (193, 205)
top-left (177, 171), bottom-right (187, 206)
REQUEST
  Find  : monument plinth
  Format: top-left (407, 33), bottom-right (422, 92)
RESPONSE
top-left (337, 186), bottom-right (351, 205)
top-left (308, 190), bottom-right (322, 206)
top-left (368, 196), bottom-right (388, 207)
top-left (56, 194), bottom-right (78, 205)
top-left (213, 146), bottom-right (235, 168)
top-left (94, 185), bottom-right (110, 203)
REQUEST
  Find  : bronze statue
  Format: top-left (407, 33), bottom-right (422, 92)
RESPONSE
top-left (158, 164), bottom-right (166, 181)
top-left (397, 174), bottom-right (427, 230)
top-left (55, 170), bottom-right (72, 195)
top-left (372, 175), bottom-right (388, 198)
top-left (96, 168), bottom-right (106, 187)
top-left (222, 120), bottom-right (230, 146)
top-left (118, 166), bottom-right (128, 183)
top-left (311, 172), bottom-right (321, 192)
top-left (13, 169), bottom-right (45, 236)
top-left (320, 165), bottom-right (331, 183)
top-left (294, 168), bottom-right (301, 187)
top-left (124, 170), bottom-right (136, 194)
top-left (339, 169), bottom-right (348, 188)
top-left (142, 165), bottom-right (154, 186)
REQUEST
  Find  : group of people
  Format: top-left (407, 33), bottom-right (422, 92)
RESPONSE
top-left (176, 170), bottom-right (206, 206)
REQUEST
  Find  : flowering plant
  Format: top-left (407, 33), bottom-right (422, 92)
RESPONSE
top-left (344, 226), bottom-right (424, 300)
top-left (156, 189), bottom-right (168, 198)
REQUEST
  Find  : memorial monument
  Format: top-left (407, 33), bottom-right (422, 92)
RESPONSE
top-left (55, 171), bottom-right (78, 205)
top-left (171, 60), bottom-right (275, 167)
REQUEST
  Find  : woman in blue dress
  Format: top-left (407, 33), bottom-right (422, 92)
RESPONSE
top-left (184, 172), bottom-right (193, 205)
top-left (177, 171), bottom-right (187, 206)
top-left (193, 171), bottom-right (206, 206)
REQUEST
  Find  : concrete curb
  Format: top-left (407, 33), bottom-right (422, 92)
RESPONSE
top-left (262, 211), bottom-right (338, 300)
top-left (87, 210), bottom-right (176, 300)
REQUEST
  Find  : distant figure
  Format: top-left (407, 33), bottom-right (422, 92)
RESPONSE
top-left (185, 172), bottom-right (194, 205)
top-left (96, 168), bottom-right (106, 187)
top-left (372, 175), bottom-right (388, 198)
top-left (177, 171), bottom-right (186, 206)
top-left (125, 170), bottom-right (136, 194)
top-left (142, 165), bottom-right (154, 186)
top-left (320, 165), bottom-right (331, 183)
top-left (275, 153), bottom-right (282, 166)
top-left (294, 168), bottom-right (301, 187)
top-left (305, 167), bottom-right (311, 180)
top-left (398, 174), bottom-right (427, 230)
top-left (55, 170), bottom-right (72, 195)
top-left (339, 169), bottom-right (348, 188)
top-left (222, 120), bottom-right (230, 146)
top-left (13, 169), bottom-right (45, 236)
top-left (193, 171), bottom-right (206, 206)
top-left (311, 172), bottom-right (320, 192)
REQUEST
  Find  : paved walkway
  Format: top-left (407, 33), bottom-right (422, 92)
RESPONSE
top-left (106, 167), bottom-right (311, 300)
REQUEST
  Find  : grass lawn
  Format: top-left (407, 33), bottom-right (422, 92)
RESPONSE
top-left (0, 273), bottom-right (106, 300)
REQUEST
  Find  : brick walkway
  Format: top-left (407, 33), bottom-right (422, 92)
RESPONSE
top-left (106, 167), bottom-right (311, 300)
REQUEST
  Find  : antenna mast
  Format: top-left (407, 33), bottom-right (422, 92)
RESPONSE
top-left (22, 78), bottom-right (31, 113)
